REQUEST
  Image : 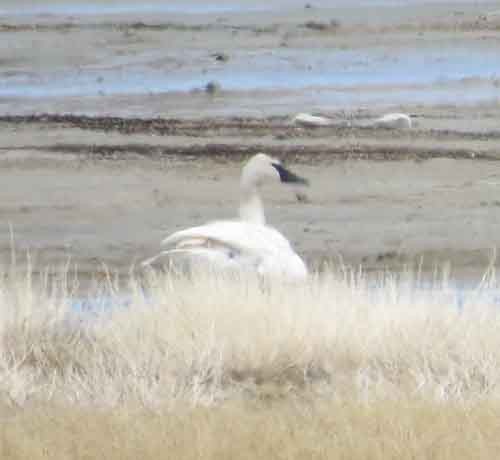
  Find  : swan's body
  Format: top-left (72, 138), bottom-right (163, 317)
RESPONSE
top-left (143, 153), bottom-right (309, 280)
top-left (293, 113), bottom-right (332, 127)
top-left (155, 220), bottom-right (308, 279)
top-left (373, 113), bottom-right (412, 129)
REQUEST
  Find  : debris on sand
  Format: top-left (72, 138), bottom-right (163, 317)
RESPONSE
top-left (212, 52), bottom-right (229, 63)
top-left (302, 19), bottom-right (340, 31)
top-left (293, 113), bottom-right (333, 127)
top-left (295, 191), bottom-right (311, 203)
top-left (373, 113), bottom-right (412, 129)
top-left (205, 81), bottom-right (221, 95)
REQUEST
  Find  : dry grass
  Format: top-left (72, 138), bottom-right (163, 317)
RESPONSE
top-left (2, 257), bottom-right (500, 457)
top-left (2, 258), bottom-right (500, 406)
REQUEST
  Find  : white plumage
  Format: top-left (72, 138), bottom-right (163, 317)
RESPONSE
top-left (293, 113), bottom-right (333, 127)
top-left (373, 113), bottom-right (412, 129)
top-left (143, 153), bottom-right (309, 280)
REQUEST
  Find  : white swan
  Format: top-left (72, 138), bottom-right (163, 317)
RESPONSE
top-left (293, 113), bottom-right (333, 127)
top-left (373, 113), bottom-right (412, 129)
top-left (143, 153), bottom-right (309, 280)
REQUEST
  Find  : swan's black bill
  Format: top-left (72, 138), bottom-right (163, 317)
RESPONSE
top-left (272, 163), bottom-right (309, 186)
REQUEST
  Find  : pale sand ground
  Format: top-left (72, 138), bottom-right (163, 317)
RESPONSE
top-left (2, 116), bottom-right (500, 283)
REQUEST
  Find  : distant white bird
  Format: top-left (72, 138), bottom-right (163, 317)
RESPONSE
top-left (373, 113), bottom-right (412, 129)
top-left (293, 113), bottom-right (333, 127)
top-left (143, 153), bottom-right (309, 280)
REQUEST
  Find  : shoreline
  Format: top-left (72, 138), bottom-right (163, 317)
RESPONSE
top-left (2, 110), bottom-right (500, 285)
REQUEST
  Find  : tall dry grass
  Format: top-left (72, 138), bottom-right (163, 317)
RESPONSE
top-left (2, 257), bottom-right (500, 458)
top-left (2, 258), bottom-right (500, 407)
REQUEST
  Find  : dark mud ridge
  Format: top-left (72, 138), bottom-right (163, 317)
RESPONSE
top-left (0, 21), bottom-right (280, 34)
top-left (0, 17), bottom-right (498, 33)
top-left (2, 114), bottom-right (500, 141)
top-left (1, 114), bottom-right (498, 162)
top-left (39, 142), bottom-right (488, 162)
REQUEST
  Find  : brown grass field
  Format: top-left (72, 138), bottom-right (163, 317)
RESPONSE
top-left (3, 400), bottom-right (500, 460)
top-left (2, 256), bottom-right (500, 458)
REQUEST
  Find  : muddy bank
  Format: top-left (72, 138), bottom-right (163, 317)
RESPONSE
top-left (1, 113), bottom-right (500, 285)
top-left (1, 112), bottom-right (499, 162)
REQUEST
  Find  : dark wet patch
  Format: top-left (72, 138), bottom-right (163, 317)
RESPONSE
top-left (301, 19), bottom-right (340, 32)
top-left (0, 114), bottom-right (499, 163)
top-left (0, 21), bottom-right (279, 34)
top-left (1, 17), bottom-right (498, 36)
top-left (14, 142), bottom-right (494, 164)
top-left (2, 114), bottom-right (500, 143)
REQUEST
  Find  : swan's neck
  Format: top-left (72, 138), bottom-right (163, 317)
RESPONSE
top-left (239, 185), bottom-right (265, 225)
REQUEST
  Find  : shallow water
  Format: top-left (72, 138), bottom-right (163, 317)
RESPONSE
top-left (0, 3), bottom-right (267, 16)
top-left (0, 0), bottom-right (491, 17)
top-left (1, 1), bottom-right (499, 112)
top-left (72, 295), bottom-right (132, 314)
top-left (1, 46), bottom-right (498, 106)
top-left (71, 283), bottom-right (500, 315)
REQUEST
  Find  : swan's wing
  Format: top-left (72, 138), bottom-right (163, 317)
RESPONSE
top-left (159, 220), bottom-right (307, 279)
top-left (162, 220), bottom-right (293, 254)
top-left (143, 221), bottom-right (266, 270)
top-left (141, 246), bottom-right (261, 272)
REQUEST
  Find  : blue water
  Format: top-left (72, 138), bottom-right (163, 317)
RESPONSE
top-left (72, 296), bottom-right (133, 314)
top-left (70, 284), bottom-right (500, 315)
top-left (0, 3), bottom-right (268, 17)
top-left (0, 0), bottom-right (488, 17)
top-left (1, 47), bottom-right (499, 101)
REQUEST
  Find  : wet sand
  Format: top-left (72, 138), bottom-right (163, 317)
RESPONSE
top-left (1, 1), bottom-right (500, 282)
top-left (1, 0), bottom-right (500, 112)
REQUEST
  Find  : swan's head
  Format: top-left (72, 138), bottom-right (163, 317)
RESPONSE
top-left (241, 153), bottom-right (308, 189)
